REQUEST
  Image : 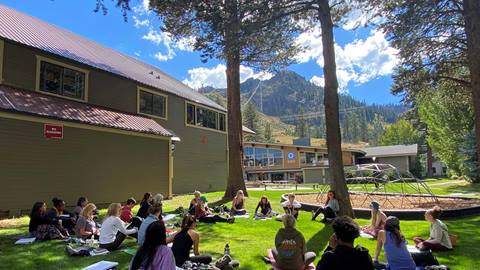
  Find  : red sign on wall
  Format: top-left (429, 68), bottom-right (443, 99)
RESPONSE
top-left (44, 124), bottom-right (63, 139)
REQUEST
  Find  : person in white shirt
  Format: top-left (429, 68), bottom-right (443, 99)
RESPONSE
top-left (100, 203), bottom-right (138, 251)
top-left (281, 194), bottom-right (302, 219)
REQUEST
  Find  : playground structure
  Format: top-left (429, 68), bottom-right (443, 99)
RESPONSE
top-left (292, 163), bottom-right (480, 219)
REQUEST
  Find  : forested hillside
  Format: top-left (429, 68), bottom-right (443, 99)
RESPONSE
top-left (201, 71), bottom-right (405, 146)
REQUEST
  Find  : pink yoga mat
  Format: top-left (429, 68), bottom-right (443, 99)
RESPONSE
top-left (267, 249), bottom-right (315, 270)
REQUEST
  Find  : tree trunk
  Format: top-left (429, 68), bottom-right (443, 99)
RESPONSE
top-left (223, 0), bottom-right (247, 199)
top-left (464, 0), bottom-right (480, 182)
top-left (426, 143), bottom-right (433, 178)
top-left (317, 0), bottom-right (354, 217)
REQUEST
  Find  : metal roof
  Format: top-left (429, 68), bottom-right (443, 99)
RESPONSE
top-left (0, 84), bottom-right (173, 137)
top-left (361, 144), bottom-right (418, 158)
top-left (0, 4), bottom-right (225, 111)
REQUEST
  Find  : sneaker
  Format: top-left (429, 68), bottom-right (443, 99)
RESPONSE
top-left (227, 217), bottom-right (235, 224)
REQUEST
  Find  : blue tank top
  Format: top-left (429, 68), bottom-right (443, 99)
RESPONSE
top-left (384, 231), bottom-right (416, 270)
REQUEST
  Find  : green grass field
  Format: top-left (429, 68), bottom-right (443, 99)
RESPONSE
top-left (0, 181), bottom-right (479, 269)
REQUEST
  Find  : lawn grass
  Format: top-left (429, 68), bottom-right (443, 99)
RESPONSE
top-left (0, 187), bottom-right (479, 269)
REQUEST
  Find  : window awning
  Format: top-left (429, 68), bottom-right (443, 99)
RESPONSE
top-left (0, 84), bottom-right (174, 138)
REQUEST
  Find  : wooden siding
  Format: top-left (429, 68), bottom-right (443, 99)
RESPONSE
top-left (0, 117), bottom-right (169, 215)
top-left (1, 41), bottom-right (228, 195)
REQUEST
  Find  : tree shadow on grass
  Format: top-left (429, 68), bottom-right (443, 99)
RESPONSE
top-left (306, 223), bottom-right (333, 257)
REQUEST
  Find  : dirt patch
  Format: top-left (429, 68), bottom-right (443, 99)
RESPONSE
top-left (296, 193), bottom-right (480, 210)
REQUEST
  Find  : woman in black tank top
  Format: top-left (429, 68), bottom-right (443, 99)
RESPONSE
top-left (171, 215), bottom-right (212, 267)
top-left (230, 190), bottom-right (247, 216)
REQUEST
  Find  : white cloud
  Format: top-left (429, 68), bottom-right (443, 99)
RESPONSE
top-left (132, 0), bottom-right (151, 15)
top-left (297, 28), bottom-right (398, 90)
top-left (142, 29), bottom-right (197, 62)
top-left (183, 64), bottom-right (273, 89)
top-left (132, 16), bottom-right (149, 28)
top-left (310, 75), bottom-right (324, 88)
top-left (175, 36), bottom-right (195, 52)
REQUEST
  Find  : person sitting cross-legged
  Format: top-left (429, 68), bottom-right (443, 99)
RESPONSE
top-left (413, 206), bottom-right (452, 252)
top-left (172, 215), bottom-right (213, 268)
top-left (271, 214), bottom-right (316, 270)
top-left (29, 201), bottom-right (66, 240)
top-left (129, 220), bottom-right (177, 270)
top-left (374, 216), bottom-right (416, 270)
top-left (138, 203), bottom-right (171, 246)
top-left (99, 203), bottom-right (138, 251)
top-left (230, 190), bottom-right (247, 216)
top-left (194, 196), bottom-right (234, 224)
top-left (362, 201), bottom-right (388, 238)
top-left (255, 195), bottom-right (275, 218)
top-left (281, 194), bottom-right (302, 219)
top-left (312, 190), bottom-right (339, 222)
top-left (316, 216), bottom-right (375, 270)
top-left (137, 192), bottom-right (153, 219)
top-left (75, 203), bottom-right (100, 240)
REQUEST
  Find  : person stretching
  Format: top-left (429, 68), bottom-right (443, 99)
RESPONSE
top-left (129, 220), bottom-right (177, 270)
top-left (362, 201), bottom-right (387, 238)
top-left (413, 206), bottom-right (452, 251)
top-left (100, 203), bottom-right (138, 251)
top-left (255, 195), bottom-right (273, 217)
top-left (312, 190), bottom-right (339, 222)
top-left (172, 215), bottom-right (213, 267)
top-left (281, 194), bottom-right (301, 219)
top-left (230, 190), bottom-right (247, 216)
top-left (195, 196), bottom-right (234, 223)
top-left (374, 216), bottom-right (416, 270)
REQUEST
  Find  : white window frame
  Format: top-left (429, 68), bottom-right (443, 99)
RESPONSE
top-left (184, 101), bottom-right (227, 134)
top-left (35, 55), bottom-right (89, 102)
top-left (137, 86), bottom-right (168, 120)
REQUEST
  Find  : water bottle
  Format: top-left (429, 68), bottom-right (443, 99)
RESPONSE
top-left (224, 243), bottom-right (230, 256)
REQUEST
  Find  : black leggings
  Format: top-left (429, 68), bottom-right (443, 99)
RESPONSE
top-left (126, 217), bottom-right (142, 239)
top-left (198, 215), bottom-right (231, 223)
top-left (312, 206), bottom-right (335, 220)
top-left (99, 231), bottom-right (127, 251)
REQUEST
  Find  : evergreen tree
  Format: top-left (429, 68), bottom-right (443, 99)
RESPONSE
top-left (295, 107), bottom-right (308, 138)
top-left (264, 122), bottom-right (273, 143)
top-left (243, 102), bottom-right (259, 133)
top-left (369, 114), bottom-right (386, 146)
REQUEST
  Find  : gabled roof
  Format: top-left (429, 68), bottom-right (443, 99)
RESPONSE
top-left (361, 144), bottom-right (418, 158)
top-left (0, 84), bottom-right (173, 137)
top-left (0, 5), bottom-right (225, 112)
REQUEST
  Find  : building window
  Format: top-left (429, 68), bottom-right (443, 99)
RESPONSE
top-left (38, 60), bottom-right (86, 100)
top-left (300, 152), bottom-right (317, 165)
top-left (244, 147), bottom-right (255, 167)
top-left (268, 149), bottom-right (283, 167)
top-left (138, 88), bottom-right (167, 119)
top-left (185, 102), bottom-right (226, 132)
top-left (432, 167), bottom-right (437, 174)
top-left (255, 147), bottom-right (268, 167)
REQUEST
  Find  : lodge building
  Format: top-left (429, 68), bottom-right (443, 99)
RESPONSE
top-left (0, 5), bottom-right (230, 215)
top-left (242, 142), bottom-right (363, 184)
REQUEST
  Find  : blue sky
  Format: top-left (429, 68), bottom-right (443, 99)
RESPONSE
top-left (0, 0), bottom-right (402, 105)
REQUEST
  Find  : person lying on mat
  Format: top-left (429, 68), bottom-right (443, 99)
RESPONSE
top-left (281, 194), bottom-right (302, 219)
top-left (75, 203), bottom-right (100, 240)
top-left (130, 220), bottom-right (177, 270)
top-left (413, 206), bottom-right (452, 252)
top-left (230, 190), bottom-right (247, 216)
top-left (311, 190), bottom-right (339, 222)
top-left (255, 195), bottom-right (274, 217)
top-left (316, 216), bottom-right (374, 270)
top-left (172, 215), bottom-right (213, 267)
top-left (100, 203), bottom-right (138, 251)
top-left (361, 201), bottom-right (387, 238)
top-left (271, 214), bottom-right (316, 270)
top-left (374, 216), bottom-right (416, 270)
top-left (195, 196), bottom-right (234, 223)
